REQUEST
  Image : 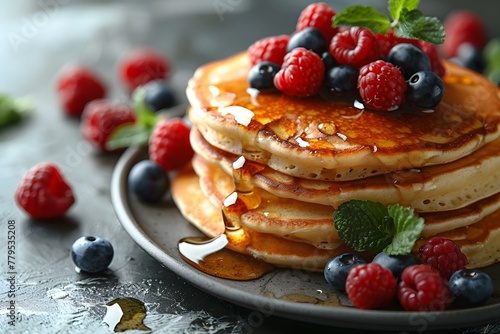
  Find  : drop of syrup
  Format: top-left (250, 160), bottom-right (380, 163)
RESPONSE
top-left (103, 297), bottom-right (150, 332)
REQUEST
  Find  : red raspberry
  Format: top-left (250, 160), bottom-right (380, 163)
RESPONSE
top-left (149, 118), bottom-right (193, 172)
top-left (118, 48), bottom-right (170, 92)
top-left (419, 237), bottom-right (468, 279)
top-left (81, 99), bottom-right (136, 151)
top-left (248, 35), bottom-right (290, 67)
top-left (358, 60), bottom-right (407, 111)
top-left (345, 263), bottom-right (396, 309)
top-left (296, 2), bottom-right (337, 42)
top-left (375, 30), bottom-right (419, 58)
top-left (441, 10), bottom-right (488, 58)
top-left (15, 163), bottom-right (75, 219)
top-left (273, 47), bottom-right (325, 97)
top-left (56, 65), bottom-right (106, 117)
top-left (329, 26), bottom-right (380, 68)
top-left (398, 264), bottom-right (453, 311)
top-left (417, 41), bottom-right (446, 77)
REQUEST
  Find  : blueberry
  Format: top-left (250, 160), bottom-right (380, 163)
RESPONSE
top-left (324, 253), bottom-right (367, 291)
top-left (449, 269), bottom-right (493, 307)
top-left (128, 160), bottom-right (169, 202)
top-left (388, 43), bottom-right (431, 79)
top-left (406, 70), bottom-right (445, 109)
top-left (372, 252), bottom-right (419, 279)
top-left (321, 52), bottom-right (337, 71)
top-left (454, 43), bottom-right (487, 73)
top-left (287, 27), bottom-right (327, 55)
top-left (248, 62), bottom-right (280, 91)
top-left (322, 65), bottom-right (358, 98)
top-left (143, 79), bottom-right (177, 112)
top-left (71, 236), bottom-right (114, 273)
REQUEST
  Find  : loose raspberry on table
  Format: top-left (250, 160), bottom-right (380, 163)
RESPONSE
top-left (81, 99), bottom-right (136, 151)
top-left (419, 237), bottom-right (468, 279)
top-left (118, 48), bottom-right (170, 92)
top-left (149, 118), bottom-right (194, 172)
top-left (329, 26), bottom-right (380, 68)
top-left (358, 60), bottom-right (407, 111)
top-left (296, 2), bottom-right (338, 42)
top-left (345, 263), bottom-right (396, 309)
top-left (273, 47), bottom-right (325, 97)
top-left (15, 163), bottom-right (75, 219)
top-left (56, 65), bottom-right (106, 117)
top-left (398, 264), bottom-right (453, 311)
top-left (248, 35), bottom-right (290, 67)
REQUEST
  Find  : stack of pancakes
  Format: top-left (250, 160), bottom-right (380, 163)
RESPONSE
top-left (172, 52), bottom-right (500, 272)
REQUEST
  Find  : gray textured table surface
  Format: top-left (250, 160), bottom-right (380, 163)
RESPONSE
top-left (1, 1), bottom-right (500, 333)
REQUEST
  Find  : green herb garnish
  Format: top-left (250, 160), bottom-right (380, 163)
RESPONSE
top-left (0, 94), bottom-right (34, 130)
top-left (105, 87), bottom-right (157, 151)
top-left (333, 200), bottom-right (424, 255)
top-left (333, 0), bottom-right (445, 44)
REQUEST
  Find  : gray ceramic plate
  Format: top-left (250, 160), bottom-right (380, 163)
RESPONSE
top-left (111, 146), bottom-right (500, 331)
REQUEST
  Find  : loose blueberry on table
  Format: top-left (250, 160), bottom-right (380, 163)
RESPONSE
top-left (71, 236), bottom-right (114, 274)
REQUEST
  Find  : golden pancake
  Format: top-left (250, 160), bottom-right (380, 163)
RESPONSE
top-left (191, 127), bottom-right (500, 213)
top-left (187, 52), bottom-right (500, 181)
top-left (191, 151), bottom-right (500, 245)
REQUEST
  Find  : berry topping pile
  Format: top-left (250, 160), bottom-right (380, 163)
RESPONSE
top-left (327, 200), bottom-right (493, 311)
top-left (324, 237), bottom-right (493, 311)
top-left (247, 1), bottom-right (449, 111)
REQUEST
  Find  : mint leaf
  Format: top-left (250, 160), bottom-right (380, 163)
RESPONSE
top-left (0, 95), bottom-right (34, 130)
top-left (384, 204), bottom-right (424, 255)
top-left (388, 0), bottom-right (419, 21)
top-left (334, 5), bottom-right (391, 34)
top-left (106, 123), bottom-right (151, 150)
top-left (334, 200), bottom-right (394, 252)
top-left (396, 9), bottom-right (445, 44)
top-left (132, 87), bottom-right (157, 128)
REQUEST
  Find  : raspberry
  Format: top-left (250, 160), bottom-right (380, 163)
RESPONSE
top-left (419, 237), bottom-right (468, 279)
top-left (398, 264), bottom-right (453, 311)
top-left (118, 48), bottom-right (170, 92)
top-left (248, 35), bottom-right (290, 67)
top-left (358, 60), bottom-right (407, 111)
top-left (273, 47), bottom-right (325, 97)
top-left (418, 41), bottom-right (446, 77)
top-left (149, 118), bottom-right (194, 172)
top-left (329, 26), bottom-right (380, 68)
top-left (81, 99), bottom-right (136, 151)
top-left (56, 65), bottom-right (106, 117)
top-left (15, 163), bottom-right (75, 219)
top-left (441, 10), bottom-right (488, 58)
top-left (375, 30), bottom-right (418, 58)
top-left (345, 263), bottom-right (396, 309)
top-left (296, 2), bottom-right (337, 42)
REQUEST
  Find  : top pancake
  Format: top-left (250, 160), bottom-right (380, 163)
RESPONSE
top-left (187, 52), bottom-right (500, 181)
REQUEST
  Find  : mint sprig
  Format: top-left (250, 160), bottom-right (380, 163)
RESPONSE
top-left (333, 0), bottom-right (445, 44)
top-left (333, 200), bottom-right (424, 255)
top-left (106, 87), bottom-right (157, 151)
top-left (0, 94), bottom-right (34, 130)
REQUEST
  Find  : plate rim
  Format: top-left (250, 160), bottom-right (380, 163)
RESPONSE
top-left (111, 146), bottom-right (500, 331)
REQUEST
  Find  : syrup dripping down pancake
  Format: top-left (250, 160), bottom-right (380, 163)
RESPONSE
top-left (187, 52), bottom-right (500, 181)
